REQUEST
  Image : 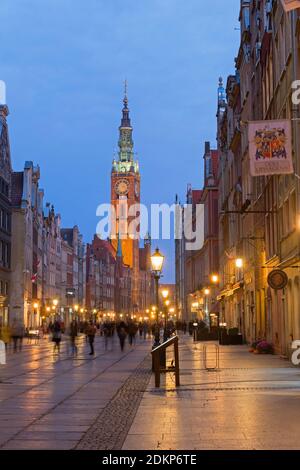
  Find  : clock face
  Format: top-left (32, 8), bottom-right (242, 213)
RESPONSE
top-left (115, 179), bottom-right (129, 196)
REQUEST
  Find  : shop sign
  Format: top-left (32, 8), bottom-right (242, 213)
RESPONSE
top-left (267, 269), bottom-right (288, 291)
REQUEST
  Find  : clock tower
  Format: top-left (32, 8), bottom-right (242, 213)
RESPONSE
top-left (111, 88), bottom-right (140, 309)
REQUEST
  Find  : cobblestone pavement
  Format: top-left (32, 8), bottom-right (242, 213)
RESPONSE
top-left (76, 355), bottom-right (152, 450)
top-left (123, 335), bottom-right (300, 450)
top-left (0, 333), bottom-right (152, 450)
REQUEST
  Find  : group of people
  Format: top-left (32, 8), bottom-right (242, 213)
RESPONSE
top-left (49, 319), bottom-right (97, 356)
top-left (0, 317), bottom-right (181, 358)
top-left (0, 319), bottom-right (25, 352)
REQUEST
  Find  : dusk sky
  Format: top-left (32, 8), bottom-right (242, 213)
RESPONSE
top-left (0, 0), bottom-right (239, 282)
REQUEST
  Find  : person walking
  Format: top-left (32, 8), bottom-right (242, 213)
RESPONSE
top-left (128, 321), bottom-right (137, 346)
top-left (143, 322), bottom-right (148, 340)
top-left (117, 322), bottom-right (127, 352)
top-left (69, 320), bottom-right (78, 356)
top-left (11, 319), bottom-right (25, 353)
top-left (103, 322), bottom-right (110, 351)
top-left (87, 321), bottom-right (97, 356)
top-left (52, 320), bottom-right (62, 354)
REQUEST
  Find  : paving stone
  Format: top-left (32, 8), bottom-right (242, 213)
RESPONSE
top-left (76, 355), bottom-right (152, 450)
top-left (122, 335), bottom-right (300, 451)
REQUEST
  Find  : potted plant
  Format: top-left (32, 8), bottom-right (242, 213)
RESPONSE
top-left (256, 340), bottom-right (274, 355)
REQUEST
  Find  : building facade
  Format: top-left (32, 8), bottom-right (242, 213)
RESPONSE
top-left (0, 104), bottom-right (12, 326)
top-left (11, 162), bottom-right (86, 328)
top-left (217, 0), bottom-right (300, 356)
top-left (175, 142), bottom-right (219, 324)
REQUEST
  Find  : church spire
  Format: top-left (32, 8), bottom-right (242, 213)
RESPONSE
top-left (112, 82), bottom-right (139, 174)
top-left (117, 81), bottom-right (136, 167)
top-left (121, 79), bottom-right (131, 128)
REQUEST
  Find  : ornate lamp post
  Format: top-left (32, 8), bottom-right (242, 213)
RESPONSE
top-left (161, 288), bottom-right (169, 340)
top-left (150, 248), bottom-right (165, 320)
top-left (150, 248), bottom-right (165, 346)
top-left (204, 288), bottom-right (210, 327)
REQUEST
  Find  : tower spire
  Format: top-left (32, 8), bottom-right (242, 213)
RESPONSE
top-left (124, 79), bottom-right (127, 100)
top-left (121, 79), bottom-right (131, 128)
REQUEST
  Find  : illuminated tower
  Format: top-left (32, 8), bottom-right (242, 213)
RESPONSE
top-left (111, 84), bottom-right (140, 310)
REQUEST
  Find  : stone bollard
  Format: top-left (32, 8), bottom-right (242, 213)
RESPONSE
top-left (0, 340), bottom-right (6, 365)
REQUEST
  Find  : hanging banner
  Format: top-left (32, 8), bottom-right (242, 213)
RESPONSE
top-left (280, 0), bottom-right (300, 12)
top-left (248, 119), bottom-right (294, 176)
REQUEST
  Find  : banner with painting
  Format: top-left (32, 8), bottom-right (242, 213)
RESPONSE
top-left (248, 119), bottom-right (294, 176)
top-left (281, 0), bottom-right (300, 12)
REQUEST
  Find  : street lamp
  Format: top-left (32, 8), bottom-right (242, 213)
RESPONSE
top-left (211, 274), bottom-right (219, 284)
top-left (150, 248), bottom-right (164, 322)
top-left (235, 258), bottom-right (244, 269)
top-left (161, 289), bottom-right (169, 300)
top-left (151, 248), bottom-right (164, 346)
top-left (203, 289), bottom-right (210, 327)
top-left (163, 299), bottom-right (170, 341)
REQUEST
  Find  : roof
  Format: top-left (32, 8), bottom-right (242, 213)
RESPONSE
top-left (192, 190), bottom-right (203, 205)
top-left (61, 229), bottom-right (74, 247)
top-left (211, 150), bottom-right (219, 180)
top-left (92, 236), bottom-right (116, 262)
top-left (11, 172), bottom-right (23, 207)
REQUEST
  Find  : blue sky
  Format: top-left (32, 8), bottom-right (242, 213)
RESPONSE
top-left (0, 0), bottom-right (239, 282)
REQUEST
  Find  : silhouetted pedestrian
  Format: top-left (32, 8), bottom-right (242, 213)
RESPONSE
top-left (11, 319), bottom-right (25, 353)
top-left (52, 320), bottom-right (62, 354)
top-left (69, 320), bottom-right (78, 356)
top-left (117, 323), bottom-right (127, 351)
top-left (87, 321), bottom-right (97, 355)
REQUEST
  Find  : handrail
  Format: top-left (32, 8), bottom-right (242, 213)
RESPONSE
top-left (151, 335), bottom-right (180, 388)
top-left (151, 335), bottom-right (178, 354)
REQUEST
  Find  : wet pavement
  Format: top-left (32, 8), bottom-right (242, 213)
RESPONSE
top-left (1, 333), bottom-right (300, 450)
top-left (123, 335), bottom-right (300, 450)
top-left (0, 333), bottom-right (152, 450)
